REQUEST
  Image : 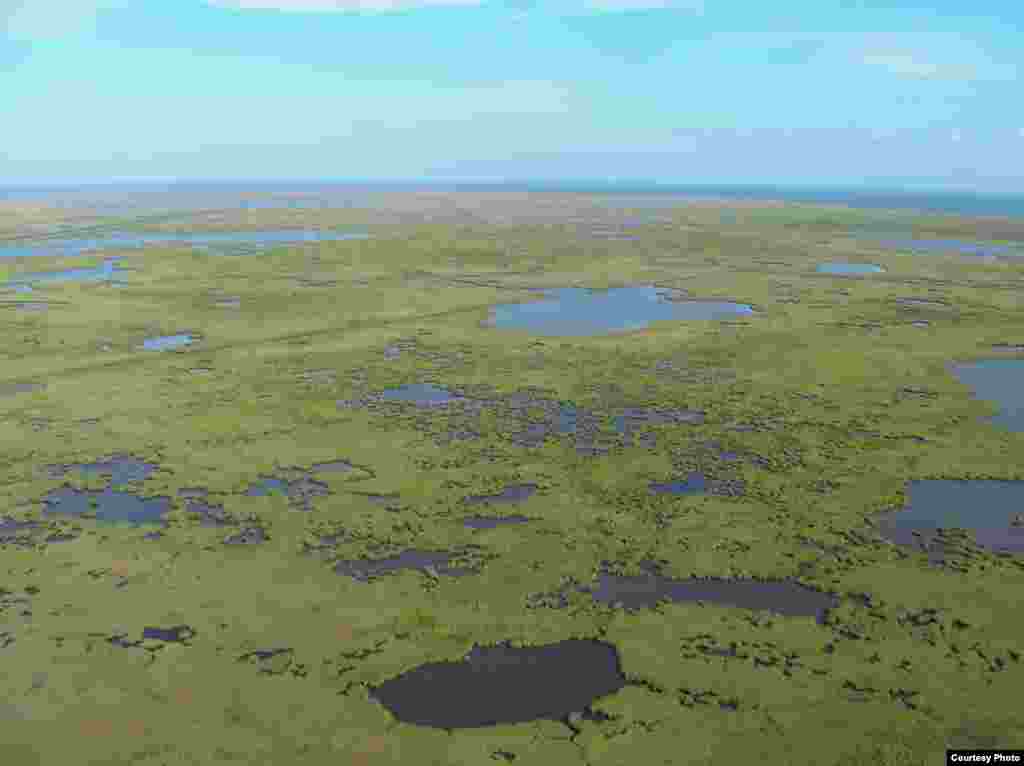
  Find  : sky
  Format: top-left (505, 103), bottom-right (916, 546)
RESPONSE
top-left (1, 0), bottom-right (1022, 191)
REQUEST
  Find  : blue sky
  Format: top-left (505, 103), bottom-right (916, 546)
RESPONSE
top-left (1, 0), bottom-right (1022, 190)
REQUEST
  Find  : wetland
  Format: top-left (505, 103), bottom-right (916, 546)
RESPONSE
top-left (0, 190), bottom-right (1023, 765)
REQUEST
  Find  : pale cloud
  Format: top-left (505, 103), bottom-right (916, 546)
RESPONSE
top-left (861, 50), bottom-right (978, 80)
top-left (205, 0), bottom-right (703, 11)
top-left (2, 0), bottom-right (707, 33)
top-left (581, 0), bottom-right (703, 10)
top-left (204, 0), bottom-right (483, 10)
top-left (2, 0), bottom-right (119, 39)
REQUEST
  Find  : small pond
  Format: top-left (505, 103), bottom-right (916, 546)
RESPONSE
top-left (244, 473), bottom-right (330, 511)
top-left (43, 487), bottom-right (171, 525)
top-left (584, 564), bottom-right (836, 622)
top-left (334, 550), bottom-right (476, 581)
top-left (141, 334), bottom-right (195, 351)
top-left (949, 360), bottom-right (1024, 432)
top-left (380, 384), bottom-right (463, 406)
top-left (875, 480), bottom-right (1024, 554)
top-left (0, 382), bottom-right (45, 397)
top-left (464, 483), bottom-right (538, 506)
top-left (816, 263), bottom-right (885, 275)
top-left (484, 287), bottom-right (754, 336)
top-left (369, 639), bottom-right (625, 729)
top-left (462, 514), bottom-right (531, 530)
top-left (649, 472), bottom-right (707, 495)
top-left (184, 499), bottom-right (235, 527)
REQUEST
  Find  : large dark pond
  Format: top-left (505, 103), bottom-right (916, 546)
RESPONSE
top-left (369, 639), bottom-right (626, 729)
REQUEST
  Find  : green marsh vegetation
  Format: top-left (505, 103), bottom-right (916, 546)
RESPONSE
top-left (1, 193), bottom-right (1023, 765)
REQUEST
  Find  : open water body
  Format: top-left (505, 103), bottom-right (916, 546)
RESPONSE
top-left (41, 456), bottom-right (171, 526)
top-left (484, 286), bottom-right (754, 336)
top-left (141, 334), bottom-right (194, 351)
top-left (369, 639), bottom-right (625, 729)
top-left (949, 360), bottom-right (1024, 432)
top-left (2, 257), bottom-right (127, 290)
top-left (585, 568), bottom-right (836, 622)
top-left (0, 230), bottom-right (369, 259)
top-left (649, 472), bottom-right (707, 495)
top-left (876, 480), bottom-right (1024, 554)
top-left (381, 383), bottom-right (462, 406)
top-left (43, 487), bottom-right (171, 525)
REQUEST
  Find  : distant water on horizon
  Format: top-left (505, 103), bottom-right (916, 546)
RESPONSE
top-left (2, 181), bottom-right (1023, 219)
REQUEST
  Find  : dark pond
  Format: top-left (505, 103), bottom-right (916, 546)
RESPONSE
top-left (244, 475), bottom-right (329, 510)
top-left (245, 478), bottom-right (288, 496)
top-left (0, 382), bottom-right (45, 397)
top-left (557, 402), bottom-right (582, 434)
top-left (43, 487), bottom-right (171, 524)
top-left (649, 472), bottom-right (707, 495)
top-left (464, 483), bottom-right (538, 506)
top-left (1, 258), bottom-right (128, 290)
top-left (185, 500), bottom-right (234, 527)
top-left (875, 480), bottom-right (1024, 554)
top-left (950, 360), bottom-right (1024, 432)
top-left (484, 287), bottom-right (754, 336)
top-left (0, 230), bottom-right (370, 259)
top-left (0, 516), bottom-right (40, 545)
top-left (362, 493), bottom-right (401, 507)
top-left (380, 384), bottom-right (462, 406)
top-left (141, 334), bottom-right (194, 351)
top-left (584, 564), bottom-right (836, 622)
top-left (369, 639), bottom-right (626, 729)
top-left (334, 550), bottom-right (475, 581)
top-left (816, 263), bottom-right (885, 275)
top-left (142, 625), bottom-right (195, 643)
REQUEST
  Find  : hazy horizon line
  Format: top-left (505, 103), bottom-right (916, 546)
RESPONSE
top-left (2, 178), bottom-right (1023, 197)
